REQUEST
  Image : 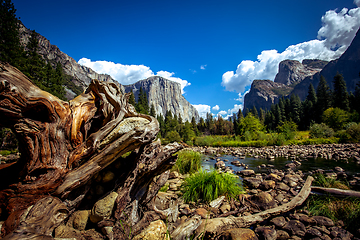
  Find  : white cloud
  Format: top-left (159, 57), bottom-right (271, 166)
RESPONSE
top-left (193, 104), bottom-right (210, 119)
top-left (200, 64), bottom-right (207, 70)
top-left (78, 58), bottom-right (190, 93)
top-left (355, 0), bottom-right (360, 7)
top-left (222, 5), bottom-right (360, 94)
top-left (218, 110), bottom-right (227, 116)
top-left (212, 105), bottom-right (220, 111)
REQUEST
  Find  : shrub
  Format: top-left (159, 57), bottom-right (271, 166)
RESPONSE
top-left (309, 123), bottom-right (334, 138)
top-left (277, 121), bottom-right (297, 140)
top-left (181, 169), bottom-right (244, 203)
top-left (164, 130), bottom-right (182, 143)
top-left (322, 107), bottom-right (349, 131)
top-left (345, 122), bottom-right (360, 143)
top-left (173, 150), bottom-right (202, 174)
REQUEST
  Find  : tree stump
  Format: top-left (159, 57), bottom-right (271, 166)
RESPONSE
top-left (0, 62), bottom-right (183, 238)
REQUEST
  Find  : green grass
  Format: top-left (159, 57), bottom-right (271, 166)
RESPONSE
top-left (173, 150), bottom-right (202, 174)
top-left (180, 169), bottom-right (245, 203)
top-left (0, 149), bottom-right (17, 156)
top-left (313, 173), bottom-right (349, 190)
top-left (306, 195), bottom-right (360, 232)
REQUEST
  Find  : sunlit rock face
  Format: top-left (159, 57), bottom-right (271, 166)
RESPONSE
top-left (124, 76), bottom-right (200, 122)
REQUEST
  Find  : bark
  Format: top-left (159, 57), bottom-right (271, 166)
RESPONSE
top-left (0, 62), bottom-right (183, 238)
top-left (311, 186), bottom-right (360, 198)
top-left (194, 176), bottom-right (314, 239)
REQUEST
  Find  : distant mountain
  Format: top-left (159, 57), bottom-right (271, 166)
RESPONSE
top-left (244, 59), bottom-right (326, 111)
top-left (124, 76), bottom-right (200, 122)
top-left (244, 27), bottom-right (360, 111)
top-left (17, 23), bottom-right (199, 121)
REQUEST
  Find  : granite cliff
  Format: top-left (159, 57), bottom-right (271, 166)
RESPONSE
top-left (17, 23), bottom-right (199, 121)
top-left (244, 59), bottom-right (326, 111)
top-left (244, 27), bottom-right (360, 111)
top-left (124, 76), bottom-right (200, 122)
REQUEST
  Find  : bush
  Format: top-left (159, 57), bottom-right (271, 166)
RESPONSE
top-left (173, 150), bottom-right (202, 174)
top-left (309, 123), bottom-right (334, 138)
top-left (322, 107), bottom-right (349, 131)
top-left (164, 130), bottom-right (182, 143)
top-left (277, 121), bottom-right (297, 140)
top-left (181, 169), bottom-right (245, 203)
top-left (345, 122), bottom-right (360, 143)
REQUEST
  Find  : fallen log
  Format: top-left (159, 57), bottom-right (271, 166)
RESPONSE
top-left (0, 62), bottom-right (183, 238)
top-left (194, 176), bottom-right (314, 239)
top-left (311, 186), bottom-right (360, 198)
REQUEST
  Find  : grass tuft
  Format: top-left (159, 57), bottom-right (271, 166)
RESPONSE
top-left (181, 169), bottom-right (245, 203)
top-left (173, 150), bottom-right (202, 174)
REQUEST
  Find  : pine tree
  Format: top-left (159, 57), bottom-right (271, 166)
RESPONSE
top-left (306, 83), bottom-right (317, 103)
top-left (0, 0), bottom-right (24, 67)
top-left (128, 89), bottom-right (136, 106)
top-left (289, 94), bottom-right (301, 125)
top-left (149, 104), bottom-right (156, 117)
top-left (332, 73), bottom-right (349, 111)
top-left (251, 106), bottom-right (258, 118)
top-left (316, 76), bottom-right (331, 122)
top-left (259, 108), bottom-right (266, 123)
top-left (135, 87), bottom-right (149, 114)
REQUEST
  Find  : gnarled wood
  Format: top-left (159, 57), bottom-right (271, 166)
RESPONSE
top-left (194, 176), bottom-right (314, 239)
top-left (0, 62), bottom-right (183, 238)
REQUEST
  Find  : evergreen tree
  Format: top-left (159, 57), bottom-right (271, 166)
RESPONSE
top-left (149, 104), bottom-right (156, 117)
top-left (354, 81), bottom-right (360, 115)
top-left (0, 0), bottom-right (24, 67)
top-left (135, 87), bottom-right (149, 114)
top-left (191, 116), bottom-right (197, 135)
top-left (259, 108), bottom-right (266, 123)
top-left (128, 89), bottom-right (136, 106)
top-left (237, 109), bottom-right (243, 121)
top-left (316, 76), bottom-right (331, 122)
top-left (251, 106), bottom-right (259, 118)
top-left (306, 83), bottom-right (317, 103)
top-left (332, 73), bottom-right (349, 111)
top-left (289, 94), bottom-right (301, 125)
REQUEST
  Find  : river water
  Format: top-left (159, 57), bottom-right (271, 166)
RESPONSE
top-left (201, 154), bottom-right (360, 176)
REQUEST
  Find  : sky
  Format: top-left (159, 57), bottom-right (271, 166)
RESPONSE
top-left (12, 0), bottom-right (360, 119)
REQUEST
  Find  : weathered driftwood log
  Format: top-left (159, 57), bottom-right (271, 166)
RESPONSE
top-left (312, 186), bottom-right (360, 198)
top-left (194, 176), bottom-right (314, 239)
top-left (0, 62), bottom-right (183, 238)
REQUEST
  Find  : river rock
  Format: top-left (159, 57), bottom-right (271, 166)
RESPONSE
top-left (283, 220), bottom-right (306, 237)
top-left (266, 173), bottom-right (282, 181)
top-left (244, 177), bottom-right (263, 189)
top-left (259, 180), bottom-right (275, 190)
top-left (90, 192), bottom-right (118, 223)
top-left (270, 216), bottom-right (287, 228)
top-left (210, 196), bottom-right (225, 208)
top-left (72, 210), bottom-right (90, 231)
top-left (240, 169), bottom-right (255, 176)
top-left (132, 220), bottom-right (167, 240)
top-left (312, 216), bottom-right (334, 227)
top-left (218, 228), bottom-right (259, 240)
top-left (54, 225), bottom-right (84, 240)
top-left (276, 230), bottom-right (290, 240)
top-left (251, 192), bottom-right (277, 210)
top-left (255, 226), bottom-right (277, 240)
top-left (276, 182), bottom-right (290, 191)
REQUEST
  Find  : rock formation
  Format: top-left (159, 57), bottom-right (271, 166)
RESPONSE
top-left (124, 76), bottom-right (200, 122)
top-left (244, 27), bottom-right (360, 111)
top-left (17, 23), bottom-right (200, 122)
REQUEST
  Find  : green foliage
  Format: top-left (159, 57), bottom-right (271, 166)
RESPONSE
top-left (277, 121), bottom-right (297, 141)
top-left (309, 123), bottom-right (334, 138)
top-left (316, 75), bottom-right (332, 120)
top-left (238, 113), bottom-right (264, 137)
top-left (332, 73), bottom-right (349, 111)
top-left (181, 169), bottom-right (244, 203)
top-left (345, 122), bottom-right (360, 143)
top-left (128, 89), bottom-right (136, 106)
top-left (322, 107), bottom-right (349, 131)
top-left (313, 173), bottom-right (349, 189)
top-left (173, 150), bottom-right (202, 174)
top-left (306, 195), bottom-right (360, 233)
top-left (135, 87), bottom-right (149, 114)
top-left (164, 130), bottom-right (181, 143)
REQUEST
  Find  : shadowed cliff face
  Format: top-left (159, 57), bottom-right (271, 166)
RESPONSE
top-left (244, 27), bottom-right (360, 111)
top-left (124, 76), bottom-right (200, 122)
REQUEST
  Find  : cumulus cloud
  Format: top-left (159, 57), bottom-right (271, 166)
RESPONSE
top-left (78, 58), bottom-right (190, 93)
top-left (200, 64), bottom-right (207, 70)
top-left (218, 110), bottom-right (227, 116)
top-left (355, 0), bottom-right (360, 7)
top-left (222, 5), bottom-right (360, 94)
top-left (193, 104), bottom-right (211, 119)
top-left (212, 105), bottom-right (220, 111)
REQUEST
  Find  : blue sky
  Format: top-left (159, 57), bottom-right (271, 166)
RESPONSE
top-left (12, 0), bottom-right (360, 119)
